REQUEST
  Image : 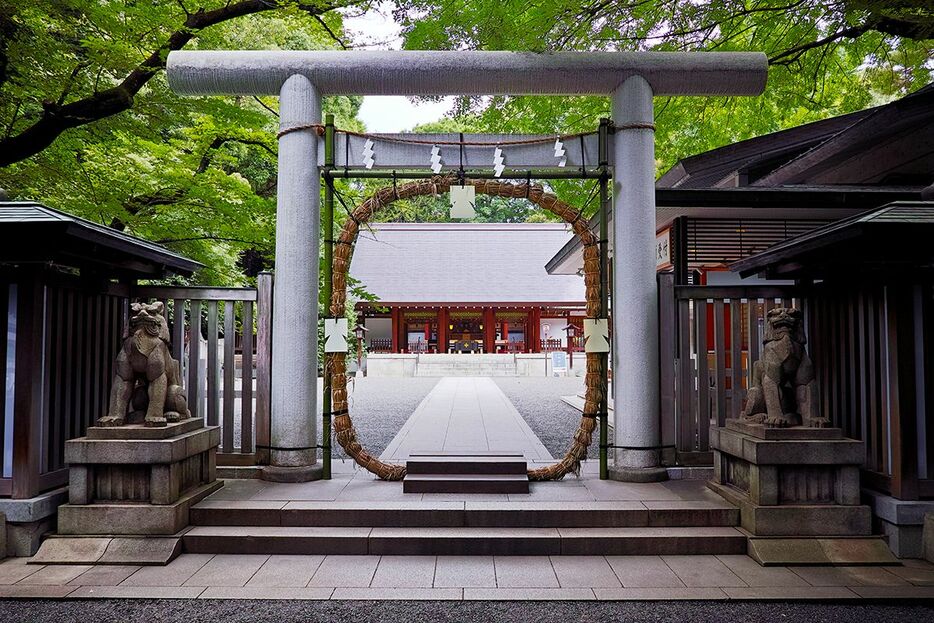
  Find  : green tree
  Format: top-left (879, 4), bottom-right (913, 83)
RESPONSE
top-left (0, 2), bottom-right (364, 284)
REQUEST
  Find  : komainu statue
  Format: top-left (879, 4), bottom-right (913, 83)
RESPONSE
top-left (97, 301), bottom-right (191, 427)
top-left (741, 307), bottom-right (827, 428)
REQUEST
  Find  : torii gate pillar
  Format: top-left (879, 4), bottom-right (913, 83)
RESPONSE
top-left (610, 75), bottom-right (666, 481)
top-left (263, 74), bottom-right (323, 482)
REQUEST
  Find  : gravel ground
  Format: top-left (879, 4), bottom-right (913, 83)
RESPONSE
top-left (316, 377), bottom-right (440, 459)
top-left (2, 599), bottom-right (932, 623)
top-left (494, 377), bottom-right (596, 459)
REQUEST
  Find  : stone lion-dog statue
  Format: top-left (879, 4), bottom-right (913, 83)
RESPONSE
top-left (741, 307), bottom-right (828, 428)
top-left (97, 301), bottom-right (191, 427)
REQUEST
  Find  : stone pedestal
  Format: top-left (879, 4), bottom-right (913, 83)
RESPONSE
top-left (708, 419), bottom-right (895, 565)
top-left (56, 418), bottom-right (222, 536)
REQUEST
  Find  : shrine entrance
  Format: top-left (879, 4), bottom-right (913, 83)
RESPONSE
top-left (166, 49), bottom-right (767, 486)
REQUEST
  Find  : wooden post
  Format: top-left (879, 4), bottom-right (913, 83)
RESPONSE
top-left (532, 308), bottom-right (542, 352)
top-left (484, 308), bottom-right (495, 353)
top-left (255, 272), bottom-right (273, 464)
top-left (12, 274), bottom-right (45, 499)
top-left (438, 307), bottom-right (448, 354)
top-left (887, 283), bottom-right (920, 500)
top-left (391, 307), bottom-right (400, 353)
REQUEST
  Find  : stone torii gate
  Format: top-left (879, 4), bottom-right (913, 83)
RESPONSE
top-left (166, 50), bottom-right (767, 483)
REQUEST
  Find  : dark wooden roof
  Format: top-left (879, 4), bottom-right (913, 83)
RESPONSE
top-left (658, 84), bottom-right (934, 189)
top-left (0, 202), bottom-right (202, 278)
top-left (731, 202), bottom-right (934, 279)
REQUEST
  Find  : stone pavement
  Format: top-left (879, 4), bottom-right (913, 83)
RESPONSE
top-left (380, 377), bottom-right (552, 462)
top-left (2, 553), bottom-right (934, 600)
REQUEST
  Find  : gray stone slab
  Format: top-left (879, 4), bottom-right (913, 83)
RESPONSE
top-left (433, 556), bottom-right (495, 588)
top-left (466, 588), bottom-right (595, 600)
top-left (201, 586), bottom-right (333, 599)
top-left (251, 480), bottom-right (350, 501)
top-left (864, 489), bottom-right (934, 525)
top-left (86, 418), bottom-right (205, 440)
top-left (0, 585), bottom-right (78, 598)
top-left (65, 426), bottom-right (220, 464)
top-left (67, 565), bottom-right (140, 586)
top-left (381, 378), bottom-right (552, 462)
top-left (69, 585), bottom-right (206, 599)
top-left (594, 587), bottom-right (727, 600)
top-left (724, 586), bottom-right (858, 599)
top-left (30, 538), bottom-right (110, 565)
top-left (848, 585), bottom-right (934, 599)
top-left (183, 554), bottom-right (268, 587)
top-left (282, 500), bottom-right (465, 527)
top-left (246, 555), bottom-right (325, 587)
top-left (716, 555), bottom-right (808, 587)
top-left (308, 555), bottom-right (380, 587)
top-left (790, 566), bottom-right (909, 587)
top-left (557, 527), bottom-right (746, 556)
top-left (724, 420), bottom-right (843, 440)
top-left (370, 556), bottom-right (437, 588)
top-left (0, 487), bottom-right (68, 523)
top-left (99, 537), bottom-right (181, 565)
top-left (17, 564), bottom-right (92, 585)
top-left (183, 526), bottom-right (371, 555)
top-left (369, 527), bottom-right (561, 556)
top-left (888, 564), bottom-right (934, 585)
top-left (332, 587), bottom-right (462, 600)
top-left (550, 556), bottom-right (621, 588)
top-left (661, 555), bottom-right (747, 588)
top-left (0, 558), bottom-right (46, 584)
top-left (494, 556), bottom-right (559, 588)
top-left (120, 553), bottom-right (213, 586)
top-left (191, 500), bottom-right (287, 526)
top-left (605, 556), bottom-right (684, 588)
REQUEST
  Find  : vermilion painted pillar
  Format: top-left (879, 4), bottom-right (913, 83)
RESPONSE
top-left (531, 308), bottom-right (542, 353)
top-left (438, 308), bottom-right (447, 354)
top-left (484, 308), bottom-right (495, 353)
top-left (390, 307), bottom-right (400, 353)
top-left (502, 320), bottom-right (509, 352)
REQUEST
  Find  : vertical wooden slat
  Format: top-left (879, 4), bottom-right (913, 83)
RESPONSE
top-left (847, 294), bottom-right (859, 438)
top-left (222, 300), bottom-right (235, 452)
top-left (188, 300), bottom-right (202, 419)
top-left (730, 299), bottom-right (743, 420)
top-left (241, 301), bottom-right (254, 454)
top-left (172, 298), bottom-right (185, 370)
top-left (82, 292), bottom-right (93, 432)
top-left (677, 298), bottom-right (693, 454)
top-left (657, 274), bottom-right (676, 454)
top-left (0, 283), bottom-right (8, 470)
top-left (92, 294), bottom-right (103, 418)
top-left (857, 290), bottom-right (869, 445)
top-left (747, 299), bottom-right (760, 383)
top-left (696, 300), bottom-right (710, 451)
top-left (207, 300), bottom-right (219, 427)
top-left (713, 299), bottom-right (726, 427)
top-left (887, 284), bottom-right (920, 499)
top-left (71, 290), bottom-right (84, 444)
top-left (255, 273), bottom-right (273, 463)
top-left (12, 276), bottom-right (44, 498)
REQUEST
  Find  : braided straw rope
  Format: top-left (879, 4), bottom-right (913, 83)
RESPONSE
top-left (328, 177), bottom-right (605, 481)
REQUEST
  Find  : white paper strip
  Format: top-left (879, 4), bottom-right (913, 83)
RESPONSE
top-left (450, 185), bottom-right (476, 219)
top-left (324, 318), bottom-right (349, 353)
top-left (583, 319), bottom-right (610, 353)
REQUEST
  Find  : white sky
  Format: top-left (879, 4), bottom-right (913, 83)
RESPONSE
top-left (342, 3), bottom-right (453, 132)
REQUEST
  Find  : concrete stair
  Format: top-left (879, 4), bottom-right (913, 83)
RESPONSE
top-left (403, 453), bottom-right (530, 494)
top-left (184, 499), bottom-right (745, 556)
top-left (183, 525), bottom-right (746, 556)
top-left (414, 354), bottom-right (518, 377)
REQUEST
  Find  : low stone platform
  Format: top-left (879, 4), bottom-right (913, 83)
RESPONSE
top-left (34, 418), bottom-right (222, 565)
top-left (709, 420), bottom-right (894, 566)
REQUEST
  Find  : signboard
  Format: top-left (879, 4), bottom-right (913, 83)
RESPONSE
top-left (551, 351), bottom-right (568, 376)
top-left (655, 227), bottom-right (672, 270)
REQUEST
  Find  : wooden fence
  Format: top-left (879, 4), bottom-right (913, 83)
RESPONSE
top-left (133, 273), bottom-right (272, 466)
top-left (658, 274), bottom-right (802, 464)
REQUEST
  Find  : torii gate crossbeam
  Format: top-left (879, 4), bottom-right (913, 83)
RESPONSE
top-left (166, 50), bottom-right (767, 483)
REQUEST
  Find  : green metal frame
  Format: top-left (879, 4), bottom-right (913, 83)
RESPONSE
top-left (319, 121), bottom-right (614, 480)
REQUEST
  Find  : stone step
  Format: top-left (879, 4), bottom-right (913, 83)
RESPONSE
top-left (403, 474), bottom-right (530, 494)
top-left (190, 500), bottom-right (740, 529)
top-left (182, 526), bottom-right (746, 556)
top-left (406, 452), bottom-right (528, 475)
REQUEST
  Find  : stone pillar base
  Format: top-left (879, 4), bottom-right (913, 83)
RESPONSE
top-left (261, 463), bottom-right (324, 483)
top-left (707, 419), bottom-right (896, 565)
top-left (609, 466), bottom-right (669, 483)
top-left (57, 417), bottom-right (221, 537)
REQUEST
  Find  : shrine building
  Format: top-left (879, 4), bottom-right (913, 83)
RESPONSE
top-left (351, 222), bottom-right (586, 356)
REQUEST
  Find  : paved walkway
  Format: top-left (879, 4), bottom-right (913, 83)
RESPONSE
top-left (380, 377), bottom-right (552, 462)
top-left (2, 553), bottom-right (933, 600)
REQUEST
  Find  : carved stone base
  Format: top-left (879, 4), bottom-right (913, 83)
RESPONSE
top-left (708, 420), bottom-right (872, 539)
top-left (57, 419), bottom-right (221, 538)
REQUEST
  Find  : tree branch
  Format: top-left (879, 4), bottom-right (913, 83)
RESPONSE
top-left (768, 23), bottom-right (870, 66)
top-left (0, 0), bottom-right (343, 168)
top-left (197, 136), bottom-right (276, 173)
